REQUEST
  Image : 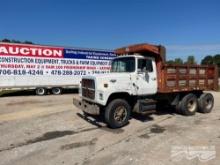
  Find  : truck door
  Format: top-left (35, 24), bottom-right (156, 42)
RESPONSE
top-left (135, 57), bottom-right (157, 95)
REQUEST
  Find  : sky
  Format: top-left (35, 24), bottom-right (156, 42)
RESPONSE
top-left (1, 0), bottom-right (220, 62)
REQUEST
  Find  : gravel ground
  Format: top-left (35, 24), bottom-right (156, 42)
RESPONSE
top-left (0, 92), bottom-right (219, 165)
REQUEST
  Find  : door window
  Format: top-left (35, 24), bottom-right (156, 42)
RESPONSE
top-left (138, 59), bottom-right (153, 72)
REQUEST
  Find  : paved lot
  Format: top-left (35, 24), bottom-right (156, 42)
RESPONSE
top-left (0, 92), bottom-right (220, 165)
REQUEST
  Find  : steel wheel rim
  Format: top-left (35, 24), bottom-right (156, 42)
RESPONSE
top-left (205, 98), bottom-right (213, 109)
top-left (113, 106), bottom-right (127, 123)
top-left (53, 88), bottom-right (60, 94)
top-left (187, 99), bottom-right (196, 112)
top-left (38, 88), bottom-right (44, 95)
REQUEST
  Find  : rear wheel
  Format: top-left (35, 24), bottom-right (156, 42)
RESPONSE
top-left (36, 88), bottom-right (47, 96)
top-left (105, 99), bottom-right (131, 128)
top-left (51, 87), bottom-right (62, 95)
top-left (176, 93), bottom-right (198, 116)
top-left (198, 93), bottom-right (214, 113)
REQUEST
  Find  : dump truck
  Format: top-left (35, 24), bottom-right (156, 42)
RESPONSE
top-left (0, 42), bottom-right (115, 95)
top-left (73, 43), bottom-right (219, 128)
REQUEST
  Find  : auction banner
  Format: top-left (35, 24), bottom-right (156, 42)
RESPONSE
top-left (0, 43), bottom-right (116, 77)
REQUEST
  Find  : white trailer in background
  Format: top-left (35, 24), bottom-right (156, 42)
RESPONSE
top-left (0, 42), bottom-right (115, 95)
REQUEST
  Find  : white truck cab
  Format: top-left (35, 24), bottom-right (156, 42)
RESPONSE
top-left (79, 55), bottom-right (157, 106)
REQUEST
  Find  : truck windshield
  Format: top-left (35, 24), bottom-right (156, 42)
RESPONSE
top-left (111, 57), bottom-right (135, 73)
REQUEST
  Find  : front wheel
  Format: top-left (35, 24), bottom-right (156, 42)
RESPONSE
top-left (105, 99), bottom-right (131, 128)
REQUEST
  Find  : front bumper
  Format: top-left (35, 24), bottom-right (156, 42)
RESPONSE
top-left (73, 97), bottom-right (100, 115)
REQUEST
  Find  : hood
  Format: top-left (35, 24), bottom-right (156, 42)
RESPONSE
top-left (82, 73), bottom-right (132, 91)
top-left (83, 73), bottom-right (130, 81)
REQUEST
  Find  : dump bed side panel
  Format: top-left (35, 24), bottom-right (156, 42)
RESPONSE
top-left (158, 64), bottom-right (218, 93)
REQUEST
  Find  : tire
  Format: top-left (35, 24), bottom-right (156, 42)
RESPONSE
top-left (105, 99), bottom-right (131, 128)
top-left (198, 93), bottom-right (214, 113)
top-left (175, 102), bottom-right (182, 114)
top-left (177, 93), bottom-right (198, 116)
top-left (36, 88), bottom-right (47, 96)
top-left (51, 87), bottom-right (62, 95)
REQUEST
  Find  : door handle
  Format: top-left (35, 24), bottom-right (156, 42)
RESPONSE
top-left (151, 77), bottom-right (156, 81)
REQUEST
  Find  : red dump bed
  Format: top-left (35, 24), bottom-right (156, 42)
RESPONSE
top-left (158, 64), bottom-right (218, 93)
top-left (115, 43), bottom-right (219, 93)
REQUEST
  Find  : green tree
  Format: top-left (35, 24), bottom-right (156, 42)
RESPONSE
top-left (213, 54), bottom-right (220, 76)
top-left (23, 41), bottom-right (34, 44)
top-left (174, 58), bottom-right (183, 64)
top-left (186, 55), bottom-right (196, 64)
top-left (166, 58), bottom-right (184, 65)
top-left (1, 38), bottom-right (34, 44)
top-left (1, 38), bottom-right (11, 43)
top-left (213, 54), bottom-right (220, 64)
top-left (11, 39), bottom-right (21, 43)
top-left (166, 60), bottom-right (175, 64)
top-left (202, 54), bottom-right (220, 77)
top-left (201, 55), bottom-right (214, 65)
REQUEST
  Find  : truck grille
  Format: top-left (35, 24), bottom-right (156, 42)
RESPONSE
top-left (81, 79), bottom-right (95, 99)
